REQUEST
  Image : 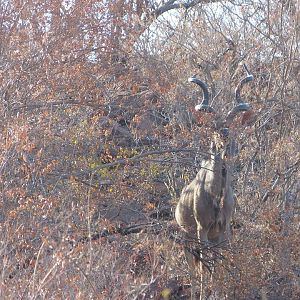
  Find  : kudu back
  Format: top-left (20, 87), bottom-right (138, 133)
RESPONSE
top-left (175, 64), bottom-right (253, 246)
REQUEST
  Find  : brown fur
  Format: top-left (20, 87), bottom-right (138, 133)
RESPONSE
top-left (175, 145), bottom-right (235, 244)
top-left (175, 143), bottom-right (235, 299)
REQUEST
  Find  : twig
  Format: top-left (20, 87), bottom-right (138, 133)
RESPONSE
top-left (77, 264), bottom-right (97, 295)
top-left (31, 241), bottom-right (46, 297)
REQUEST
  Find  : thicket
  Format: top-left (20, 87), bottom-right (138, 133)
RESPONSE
top-left (0, 1), bottom-right (299, 299)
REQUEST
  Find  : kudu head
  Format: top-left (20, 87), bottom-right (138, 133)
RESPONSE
top-left (189, 64), bottom-right (254, 158)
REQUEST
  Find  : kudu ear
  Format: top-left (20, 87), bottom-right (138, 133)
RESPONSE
top-left (210, 141), bottom-right (217, 159)
top-left (210, 141), bottom-right (216, 152)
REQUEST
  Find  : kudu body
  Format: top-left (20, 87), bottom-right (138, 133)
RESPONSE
top-left (175, 64), bottom-right (254, 299)
top-left (175, 145), bottom-right (234, 244)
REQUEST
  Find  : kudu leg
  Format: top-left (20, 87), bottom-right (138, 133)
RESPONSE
top-left (184, 247), bottom-right (197, 300)
top-left (198, 228), bottom-right (208, 300)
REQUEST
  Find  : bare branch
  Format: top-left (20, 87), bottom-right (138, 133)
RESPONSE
top-left (153, 0), bottom-right (219, 18)
top-left (89, 147), bottom-right (196, 173)
top-left (9, 100), bottom-right (100, 114)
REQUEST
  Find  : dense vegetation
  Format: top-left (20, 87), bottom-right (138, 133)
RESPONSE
top-left (1, 1), bottom-right (299, 299)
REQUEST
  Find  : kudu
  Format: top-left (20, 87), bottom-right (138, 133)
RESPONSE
top-left (175, 64), bottom-right (254, 299)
